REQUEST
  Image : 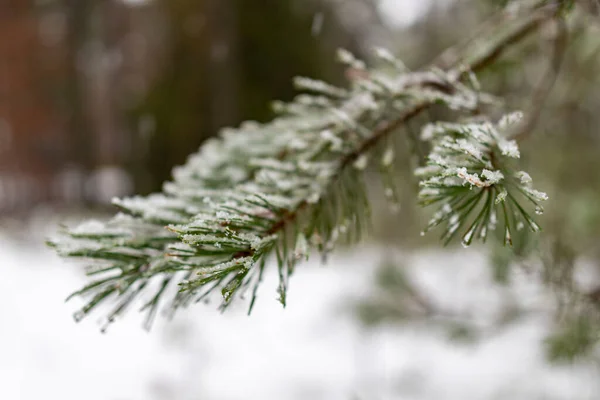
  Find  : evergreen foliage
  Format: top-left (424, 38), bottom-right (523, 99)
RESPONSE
top-left (417, 112), bottom-right (547, 247)
top-left (49, 0), bottom-right (568, 331)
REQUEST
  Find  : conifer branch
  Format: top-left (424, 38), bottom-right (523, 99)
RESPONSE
top-left (49, 0), bottom-right (562, 329)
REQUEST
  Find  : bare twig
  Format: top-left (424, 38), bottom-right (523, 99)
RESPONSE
top-left (464, 3), bottom-right (562, 74)
top-left (513, 17), bottom-right (569, 141)
top-left (433, 2), bottom-right (516, 69)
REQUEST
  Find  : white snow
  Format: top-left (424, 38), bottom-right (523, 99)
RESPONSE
top-left (1, 230), bottom-right (599, 400)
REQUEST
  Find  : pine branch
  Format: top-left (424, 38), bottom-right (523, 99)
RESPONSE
top-left (49, 0), bottom-right (561, 329)
top-left (416, 112), bottom-right (548, 247)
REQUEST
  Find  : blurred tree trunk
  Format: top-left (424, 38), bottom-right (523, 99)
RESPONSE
top-left (205, 0), bottom-right (240, 131)
top-left (64, 0), bottom-right (93, 202)
top-left (132, 0), bottom-right (362, 193)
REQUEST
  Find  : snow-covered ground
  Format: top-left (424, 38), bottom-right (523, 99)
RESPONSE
top-left (2, 229), bottom-right (599, 400)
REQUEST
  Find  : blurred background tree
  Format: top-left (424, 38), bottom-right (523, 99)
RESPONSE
top-left (133, 0), bottom-right (364, 193)
top-left (0, 0), bottom-right (370, 213)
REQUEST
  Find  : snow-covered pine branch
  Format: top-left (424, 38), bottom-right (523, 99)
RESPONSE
top-left (417, 112), bottom-right (547, 247)
top-left (48, 0), bottom-right (561, 330)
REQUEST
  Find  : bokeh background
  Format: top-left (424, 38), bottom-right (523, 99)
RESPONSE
top-left (2, 0), bottom-right (600, 399)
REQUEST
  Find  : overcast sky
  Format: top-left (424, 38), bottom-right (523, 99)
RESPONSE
top-left (378, 0), bottom-right (433, 27)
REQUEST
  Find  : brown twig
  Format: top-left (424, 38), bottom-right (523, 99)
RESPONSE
top-left (468, 6), bottom-right (560, 73)
top-left (433, 2), bottom-right (515, 70)
top-left (513, 16), bottom-right (569, 141)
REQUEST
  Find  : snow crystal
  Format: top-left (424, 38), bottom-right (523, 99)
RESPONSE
top-left (337, 48), bottom-right (355, 64)
top-left (495, 188), bottom-right (508, 204)
top-left (353, 154), bottom-right (369, 170)
top-left (526, 188), bottom-right (548, 202)
top-left (414, 165), bottom-right (442, 177)
top-left (355, 92), bottom-right (378, 111)
top-left (420, 124), bottom-right (437, 141)
top-left (456, 138), bottom-right (483, 160)
top-left (374, 47), bottom-right (394, 62)
top-left (456, 167), bottom-right (485, 187)
top-left (215, 211), bottom-right (234, 221)
top-left (498, 139), bottom-right (520, 158)
top-left (481, 169), bottom-right (504, 185)
top-left (515, 171), bottom-right (532, 185)
top-left (307, 192), bottom-right (321, 204)
top-left (193, 256), bottom-right (253, 277)
top-left (498, 111), bottom-right (524, 129)
top-left (293, 76), bottom-right (348, 98)
top-left (442, 203), bottom-right (452, 214)
top-left (449, 213), bottom-right (459, 226)
top-left (320, 129), bottom-right (343, 151)
top-left (381, 148), bottom-right (395, 167)
top-left (420, 188), bottom-right (440, 197)
top-left (336, 48), bottom-right (365, 69)
top-left (70, 220), bottom-right (106, 235)
top-left (461, 226), bottom-right (476, 248)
